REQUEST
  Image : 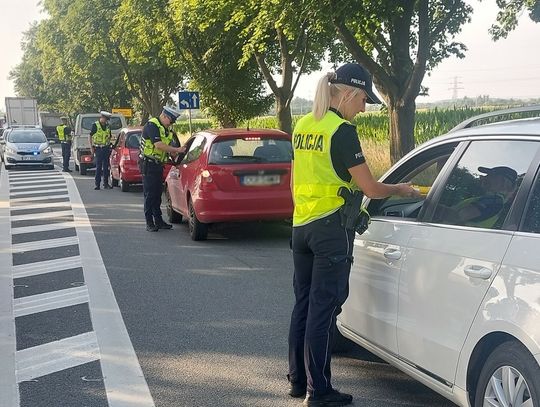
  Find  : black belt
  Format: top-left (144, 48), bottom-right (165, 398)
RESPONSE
top-left (93, 145), bottom-right (108, 148)
top-left (142, 156), bottom-right (162, 165)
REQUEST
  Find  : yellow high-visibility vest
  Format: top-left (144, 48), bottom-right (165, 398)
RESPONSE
top-left (142, 117), bottom-right (173, 163)
top-left (56, 124), bottom-right (68, 141)
top-left (92, 121), bottom-right (111, 145)
top-left (292, 111), bottom-right (358, 226)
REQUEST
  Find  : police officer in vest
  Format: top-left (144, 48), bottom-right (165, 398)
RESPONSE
top-left (56, 117), bottom-right (72, 172)
top-left (287, 63), bottom-right (419, 406)
top-left (90, 111), bottom-right (113, 190)
top-left (141, 106), bottom-right (185, 232)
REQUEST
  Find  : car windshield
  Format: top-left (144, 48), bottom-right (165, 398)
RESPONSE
top-left (209, 137), bottom-right (292, 164)
top-left (81, 116), bottom-right (123, 131)
top-left (8, 130), bottom-right (47, 143)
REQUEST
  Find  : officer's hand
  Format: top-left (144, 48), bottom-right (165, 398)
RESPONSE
top-left (395, 182), bottom-right (421, 198)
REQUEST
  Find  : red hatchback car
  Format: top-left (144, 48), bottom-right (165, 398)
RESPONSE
top-left (109, 127), bottom-right (143, 192)
top-left (164, 128), bottom-right (293, 240)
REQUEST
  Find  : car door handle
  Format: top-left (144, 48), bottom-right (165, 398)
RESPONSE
top-left (464, 265), bottom-right (493, 280)
top-left (383, 248), bottom-right (402, 260)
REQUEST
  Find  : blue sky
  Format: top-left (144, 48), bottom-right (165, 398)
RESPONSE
top-left (2, 0), bottom-right (539, 107)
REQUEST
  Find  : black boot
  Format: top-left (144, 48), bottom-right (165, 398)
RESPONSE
top-left (155, 219), bottom-right (173, 229)
top-left (146, 222), bottom-right (159, 232)
top-left (303, 389), bottom-right (353, 407)
top-left (103, 183), bottom-right (112, 189)
top-left (287, 375), bottom-right (306, 398)
top-left (94, 185), bottom-right (100, 190)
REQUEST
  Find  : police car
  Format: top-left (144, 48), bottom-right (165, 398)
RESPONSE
top-left (1, 127), bottom-right (54, 170)
top-left (338, 105), bottom-right (540, 407)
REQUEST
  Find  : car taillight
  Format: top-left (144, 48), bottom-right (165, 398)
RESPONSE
top-left (200, 169), bottom-right (216, 190)
top-left (121, 147), bottom-right (131, 161)
top-left (82, 155), bottom-right (93, 163)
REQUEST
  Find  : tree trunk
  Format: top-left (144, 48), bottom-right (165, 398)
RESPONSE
top-left (388, 99), bottom-right (416, 165)
top-left (276, 95), bottom-right (292, 135)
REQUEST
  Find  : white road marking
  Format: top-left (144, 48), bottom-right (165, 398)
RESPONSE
top-left (11, 221), bottom-right (77, 235)
top-left (10, 210), bottom-right (73, 222)
top-left (12, 236), bottom-right (79, 253)
top-left (10, 188), bottom-right (67, 196)
top-left (65, 173), bottom-right (156, 406)
top-left (10, 201), bottom-right (71, 212)
top-left (16, 332), bottom-right (100, 383)
top-left (0, 167), bottom-right (19, 407)
top-left (10, 194), bottom-right (70, 203)
top-left (12, 256), bottom-right (83, 278)
top-left (14, 286), bottom-right (89, 318)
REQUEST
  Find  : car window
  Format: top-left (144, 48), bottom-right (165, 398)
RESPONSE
top-left (432, 140), bottom-right (540, 230)
top-left (183, 135), bottom-right (206, 163)
top-left (522, 170), bottom-right (540, 234)
top-left (125, 132), bottom-right (142, 149)
top-left (81, 117), bottom-right (123, 131)
top-left (368, 143), bottom-right (457, 219)
top-left (8, 130), bottom-right (47, 143)
top-left (209, 137), bottom-right (292, 164)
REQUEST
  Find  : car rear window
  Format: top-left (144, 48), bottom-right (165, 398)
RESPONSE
top-left (81, 117), bottom-right (123, 131)
top-left (209, 137), bottom-right (292, 164)
top-left (126, 132), bottom-right (142, 148)
top-left (8, 131), bottom-right (47, 143)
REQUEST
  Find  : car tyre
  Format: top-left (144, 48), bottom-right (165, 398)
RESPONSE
top-left (110, 171), bottom-right (118, 187)
top-left (188, 198), bottom-right (208, 241)
top-left (165, 189), bottom-right (182, 223)
top-left (80, 163), bottom-right (87, 175)
top-left (474, 341), bottom-right (540, 407)
top-left (120, 177), bottom-right (130, 192)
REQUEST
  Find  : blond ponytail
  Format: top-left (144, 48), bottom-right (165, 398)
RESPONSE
top-left (312, 72), bottom-right (335, 120)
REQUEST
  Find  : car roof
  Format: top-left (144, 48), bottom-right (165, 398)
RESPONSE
top-left (199, 128), bottom-right (290, 140)
top-left (120, 126), bottom-right (143, 133)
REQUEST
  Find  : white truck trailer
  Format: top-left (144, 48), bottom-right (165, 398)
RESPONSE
top-left (5, 97), bottom-right (39, 127)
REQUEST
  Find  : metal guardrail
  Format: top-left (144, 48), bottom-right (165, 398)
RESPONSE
top-left (449, 104), bottom-right (540, 133)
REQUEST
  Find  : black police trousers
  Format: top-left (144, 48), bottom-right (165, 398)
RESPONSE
top-left (61, 141), bottom-right (71, 170)
top-left (142, 160), bottom-right (164, 224)
top-left (94, 146), bottom-right (110, 187)
top-left (288, 211), bottom-right (354, 397)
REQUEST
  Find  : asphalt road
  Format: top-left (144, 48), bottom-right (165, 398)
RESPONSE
top-left (71, 164), bottom-right (456, 407)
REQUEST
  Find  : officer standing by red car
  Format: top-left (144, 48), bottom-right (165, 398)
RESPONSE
top-left (90, 111), bottom-right (113, 190)
top-left (140, 106), bottom-right (185, 232)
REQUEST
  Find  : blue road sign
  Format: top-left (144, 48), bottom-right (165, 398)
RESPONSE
top-left (178, 91), bottom-right (200, 110)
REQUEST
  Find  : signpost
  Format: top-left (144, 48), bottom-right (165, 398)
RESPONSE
top-left (178, 91), bottom-right (200, 135)
top-left (112, 108), bottom-right (133, 118)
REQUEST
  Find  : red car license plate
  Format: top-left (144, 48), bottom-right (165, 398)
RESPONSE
top-left (242, 174), bottom-right (280, 186)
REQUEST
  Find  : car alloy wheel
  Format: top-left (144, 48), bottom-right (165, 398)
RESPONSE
top-left (475, 341), bottom-right (539, 407)
top-left (483, 365), bottom-right (532, 407)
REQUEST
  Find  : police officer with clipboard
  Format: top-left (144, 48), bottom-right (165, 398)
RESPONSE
top-left (287, 63), bottom-right (419, 406)
top-left (56, 116), bottom-right (72, 172)
top-left (140, 106), bottom-right (185, 232)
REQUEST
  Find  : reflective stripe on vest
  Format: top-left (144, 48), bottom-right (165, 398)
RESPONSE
top-left (292, 111), bottom-right (358, 226)
top-left (56, 124), bottom-right (67, 141)
top-left (92, 121), bottom-right (110, 145)
top-left (142, 117), bottom-right (173, 163)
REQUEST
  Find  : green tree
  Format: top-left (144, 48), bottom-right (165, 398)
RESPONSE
top-left (170, 0), bottom-right (272, 127)
top-left (490, 0), bottom-right (540, 40)
top-left (229, 0), bottom-right (333, 134)
top-left (318, 0), bottom-right (473, 163)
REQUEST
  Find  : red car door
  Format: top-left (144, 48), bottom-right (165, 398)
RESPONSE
top-left (177, 135), bottom-right (207, 216)
top-left (110, 131), bottom-right (125, 180)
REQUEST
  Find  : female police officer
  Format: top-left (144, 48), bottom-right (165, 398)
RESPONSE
top-left (287, 63), bottom-right (419, 407)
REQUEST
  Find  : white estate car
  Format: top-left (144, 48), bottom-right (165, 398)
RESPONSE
top-left (338, 105), bottom-right (540, 407)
